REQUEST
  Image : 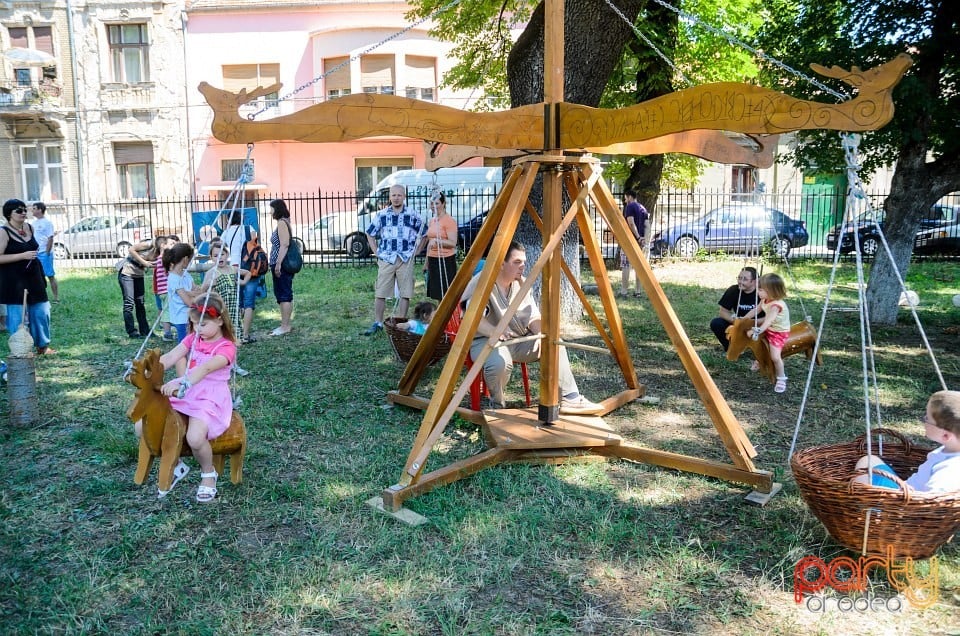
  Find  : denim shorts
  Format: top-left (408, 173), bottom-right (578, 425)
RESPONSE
top-left (240, 277), bottom-right (260, 309)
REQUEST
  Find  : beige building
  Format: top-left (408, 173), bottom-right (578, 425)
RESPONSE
top-left (1, 0), bottom-right (190, 217)
top-left (0, 1), bottom-right (78, 207)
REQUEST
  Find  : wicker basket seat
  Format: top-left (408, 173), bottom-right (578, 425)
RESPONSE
top-left (384, 317), bottom-right (452, 366)
top-left (791, 428), bottom-right (960, 559)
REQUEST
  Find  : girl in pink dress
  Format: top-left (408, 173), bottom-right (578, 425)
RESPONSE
top-left (741, 273), bottom-right (791, 393)
top-left (157, 292), bottom-right (237, 502)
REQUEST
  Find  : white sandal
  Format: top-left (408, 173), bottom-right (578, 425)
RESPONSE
top-left (196, 470), bottom-right (218, 503)
top-left (774, 376), bottom-right (788, 393)
top-left (158, 461), bottom-right (190, 499)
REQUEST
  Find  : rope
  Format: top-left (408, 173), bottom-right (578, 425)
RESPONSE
top-left (249, 0), bottom-right (467, 119)
top-left (789, 133), bottom-right (948, 464)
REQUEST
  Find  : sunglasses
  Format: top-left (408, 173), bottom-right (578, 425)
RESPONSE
top-left (190, 304), bottom-right (221, 319)
top-left (12, 208), bottom-right (27, 214)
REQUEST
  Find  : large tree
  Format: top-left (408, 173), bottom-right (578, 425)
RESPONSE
top-left (410, 0), bottom-right (762, 310)
top-left (757, 0), bottom-right (960, 324)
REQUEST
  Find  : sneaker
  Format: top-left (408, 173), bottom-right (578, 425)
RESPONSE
top-left (560, 394), bottom-right (603, 415)
top-left (36, 346), bottom-right (57, 355)
top-left (234, 365), bottom-right (250, 377)
top-left (162, 332), bottom-right (176, 342)
top-left (480, 397), bottom-right (506, 411)
top-left (362, 322), bottom-right (383, 336)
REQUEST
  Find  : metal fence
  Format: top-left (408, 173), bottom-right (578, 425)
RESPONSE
top-left (39, 188), bottom-right (960, 268)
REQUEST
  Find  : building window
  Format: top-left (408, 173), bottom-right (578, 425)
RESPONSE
top-left (108, 24), bottom-right (149, 83)
top-left (731, 165), bottom-right (756, 201)
top-left (114, 142), bottom-right (155, 199)
top-left (361, 55), bottom-right (394, 95)
top-left (221, 158), bottom-right (253, 182)
top-left (324, 56), bottom-right (351, 101)
top-left (404, 55), bottom-right (436, 102)
top-left (222, 64), bottom-right (279, 110)
top-left (19, 144), bottom-right (64, 201)
top-left (355, 158), bottom-right (412, 200)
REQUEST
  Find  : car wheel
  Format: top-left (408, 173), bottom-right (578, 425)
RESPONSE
top-left (116, 241), bottom-right (131, 258)
top-left (675, 236), bottom-right (699, 258)
top-left (770, 236), bottom-right (792, 259)
top-left (52, 244), bottom-right (69, 260)
top-left (861, 236), bottom-right (879, 257)
top-left (345, 232), bottom-right (371, 258)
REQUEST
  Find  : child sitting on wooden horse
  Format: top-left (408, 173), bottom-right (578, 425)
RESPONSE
top-left (740, 273), bottom-right (791, 393)
top-left (855, 390), bottom-right (960, 494)
top-left (134, 292), bottom-right (237, 502)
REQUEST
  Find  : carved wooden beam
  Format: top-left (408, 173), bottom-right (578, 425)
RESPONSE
top-left (201, 54), bottom-right (909, 152)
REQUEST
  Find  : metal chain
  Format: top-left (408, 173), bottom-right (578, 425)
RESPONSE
top-left (250, 0), bottom-right (467, 119)
top-left (601, 0), bottom-right (691, 86)
top-left (645, 0), bottom-right (848, 100)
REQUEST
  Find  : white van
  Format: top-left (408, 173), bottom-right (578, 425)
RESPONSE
top-left (323, 167), bottom-right (503, 258)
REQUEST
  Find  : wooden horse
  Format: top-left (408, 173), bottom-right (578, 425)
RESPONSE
top-left (127, 348), bottom-right (246, 493)
top-left (725, 317), bottom-right (823, 383)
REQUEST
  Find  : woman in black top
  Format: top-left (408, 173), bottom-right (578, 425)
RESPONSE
top-left (0, 199), bottom-right (53, 353)
top-left (118, 236), bottom-right (164, 338)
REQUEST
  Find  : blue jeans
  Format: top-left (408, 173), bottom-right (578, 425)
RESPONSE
top-left (6, 301), bottom-right (51, 348)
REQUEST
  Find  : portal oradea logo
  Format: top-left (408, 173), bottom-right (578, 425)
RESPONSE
top-left (794, 546), bottom-right (938, 611)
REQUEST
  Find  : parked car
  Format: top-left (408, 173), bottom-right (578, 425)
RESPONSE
top-left (52, 214), bottom-right (152, 259)
top-left (294, 216), bottom-right (338, 254)
top-left (651, 204), bottom-right (809, 258)
top-left (825, 203), bottom-right (960, 256)
top-left (457, 210), bottom-right (488, 253)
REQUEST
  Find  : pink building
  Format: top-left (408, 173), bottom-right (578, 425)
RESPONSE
top-left (184, 0), bottom-right (482, 205)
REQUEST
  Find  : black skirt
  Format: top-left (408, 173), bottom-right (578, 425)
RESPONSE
top-left (426, 255), bottom-right (458, 301)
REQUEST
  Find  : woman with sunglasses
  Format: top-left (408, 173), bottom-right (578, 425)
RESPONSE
top-left (0, 199), bottom-right (54, 354)
top-left (145, 293), bottom-right (237, 502)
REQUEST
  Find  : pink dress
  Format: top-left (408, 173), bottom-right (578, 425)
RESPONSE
top-left (169, 334), bottom-right (237, 440)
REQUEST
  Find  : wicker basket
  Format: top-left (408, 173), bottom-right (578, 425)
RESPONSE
top-left (791, 428), bottom-right (960, 559)
top-left (384, 317), bottom-right (452, 366)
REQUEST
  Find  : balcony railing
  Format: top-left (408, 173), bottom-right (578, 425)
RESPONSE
top-left (100, 82), bottom-right (155, 110)
top-left (0, 81), bottom-right (63, 109)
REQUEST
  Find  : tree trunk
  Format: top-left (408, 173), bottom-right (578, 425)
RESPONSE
top-left (865, 0), bottom-right (960, 324)
top-left (506, 0), bottom-right (645, 315)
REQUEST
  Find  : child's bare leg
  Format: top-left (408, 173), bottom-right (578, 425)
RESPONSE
top-left (186, 418), bottom-right (216, 485)
top-left (771, 347), bottom-right (785, 379)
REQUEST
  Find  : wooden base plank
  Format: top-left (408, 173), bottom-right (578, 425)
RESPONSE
top-left (510, 448), bottom-right (611, 466)
top-left (386, 390), bottom-right (485, 426)
top-left (594, 442), bottom-right (775, 491)
top-left (744, 482), bottom-right (783, 506)
top-left (484, 407), bottom-right (622, 449)
top-left (381, 447), bottom-right (515, 512)
top-left (365, 496), bottom-right (430, 526)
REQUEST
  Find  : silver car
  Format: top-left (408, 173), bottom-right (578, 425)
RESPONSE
top-left (53, 214), bottom-right (152, 259)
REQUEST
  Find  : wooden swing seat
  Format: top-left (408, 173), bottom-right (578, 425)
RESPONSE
top-left (791, 428), bottom-right (960, 559)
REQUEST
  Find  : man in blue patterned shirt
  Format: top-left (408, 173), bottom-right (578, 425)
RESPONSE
top-left (363, 185), bottom-right (426, 335)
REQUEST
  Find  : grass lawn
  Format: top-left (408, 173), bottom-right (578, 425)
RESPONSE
top-left (1, 257), bottom-right (959, 635)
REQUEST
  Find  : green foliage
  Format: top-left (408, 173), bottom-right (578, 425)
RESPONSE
top-left (755, 0), bottom-right (960, 175)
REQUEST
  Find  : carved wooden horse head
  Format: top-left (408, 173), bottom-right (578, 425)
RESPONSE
top-left (725, 318), bottom-right (823, 383)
